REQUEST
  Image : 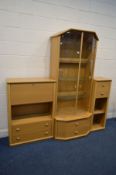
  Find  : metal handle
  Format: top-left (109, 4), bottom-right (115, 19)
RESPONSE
top-left (45, 123), bottom-right (49, 127)
top-left (16, 128), bottom-right (20, 131)
top-left (45, 131), bottom-right (48, 135)
top-left (75, 123), bottom-right (79, 126)
top-left (16, 137), bottom-right (21, 140)
top-left (74, 131), bottom-right (79, 134)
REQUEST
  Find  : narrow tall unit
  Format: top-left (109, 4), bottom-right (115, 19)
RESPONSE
top-left (90, 77), bottom-right (112, 131)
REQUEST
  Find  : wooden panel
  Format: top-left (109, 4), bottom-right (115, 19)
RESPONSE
top-left (95, 81), bottom-right (111, 98)
top-left (10, 83), bottom-right (54, 105)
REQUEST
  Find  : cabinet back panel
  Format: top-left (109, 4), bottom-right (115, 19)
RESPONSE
top-left (12, 103), bottom-right (52, 119)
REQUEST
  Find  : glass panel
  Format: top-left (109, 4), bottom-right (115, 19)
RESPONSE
top-left (60, 30), bottom-right (81, 59)
top-left (77, 33), bottom-right (97, 114)
top-left (57, 63), bottom-right (78, 115)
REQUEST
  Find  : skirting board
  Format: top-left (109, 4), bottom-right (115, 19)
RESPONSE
top-left (0, 113), bottom-right (115, 138)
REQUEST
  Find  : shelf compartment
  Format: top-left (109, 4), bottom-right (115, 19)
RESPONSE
top-left (94, 98), bottom-right (107, 112)
top-left (94, 109), bottom-right (105, 115)
top-left (11, 102), bottom-right (52, 120)
top-left (60, 58), bottom-right (88, 64)
top-left (92, 114), bottom-right (105, 131)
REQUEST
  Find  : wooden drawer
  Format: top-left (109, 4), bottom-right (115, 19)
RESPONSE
top-left (10, 83), bottom-right (54, 105)
top-left (12, 120), bottom-right (52, 136)
top-left (55, 118), bottom-right (91, 139)
top-left (11, 129), bottom-right (52, 144)
top-left (95, 82), bottom-right (110, 98)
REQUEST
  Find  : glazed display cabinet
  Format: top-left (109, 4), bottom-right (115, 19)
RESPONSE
top-left (50, 29), bottom-right (99, 139)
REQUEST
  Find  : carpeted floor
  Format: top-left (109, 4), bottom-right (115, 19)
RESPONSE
top-left (0, 119), bottom-right (116, 175)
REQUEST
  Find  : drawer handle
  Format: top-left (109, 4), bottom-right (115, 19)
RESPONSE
top-left (75, 123), bottom-right (79, 126)
top-left (102, 85), bottom-right (105, 87)
top-left (74, 131), bottom-right (79, 135)
top-left (45, 131), bottom-right (48, 135)
top-left (16, 128), bottom-right (21, 131)
top-left (16, 137), bottom-right (21, 140)
top-left (100, 93), bottom-right (104, 96)
top-left (45, 123), bottom-right (49, 127)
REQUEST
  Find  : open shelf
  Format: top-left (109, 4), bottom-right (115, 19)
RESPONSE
top-left (12, 115), bottom-right (52, 125)
top-left (92, 113), bottom-right (105, 131)
top-left (11, 102), bottom-right (52, 120)
top-left (94, 98), bottom-right (107, 114)
top-left (58, 91), bottom-right (85, 99)
top-left (93, 109), bottom-right (105, 115)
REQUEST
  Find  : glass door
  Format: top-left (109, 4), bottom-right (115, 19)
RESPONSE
top-left (57, 30), bottom-right (82, 115)
top-left (77, 32), bottom-right (97, 114)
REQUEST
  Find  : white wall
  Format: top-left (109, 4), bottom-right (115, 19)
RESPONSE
top-left (0, 0), bottom-right (116, 137)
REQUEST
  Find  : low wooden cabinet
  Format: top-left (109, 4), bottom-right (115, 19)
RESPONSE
top-left (90, 77), bottom-right (112, 131)
top-left (7, 78), bottom-right (56, 146)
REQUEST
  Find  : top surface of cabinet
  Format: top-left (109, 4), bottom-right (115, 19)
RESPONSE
top-left (94, 77), bottom-right (112, 82)
top-left (51, 28), bottom-right (99, 40)
top-left (7, 77), bottom-right (56, 84)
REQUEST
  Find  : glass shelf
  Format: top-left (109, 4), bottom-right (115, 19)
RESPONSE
top-left (60, 58), bottom-right (88, 64)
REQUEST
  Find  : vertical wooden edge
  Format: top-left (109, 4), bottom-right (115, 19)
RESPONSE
top-left (50, 36), bottom-right (60, 115)
top-left (50, 36), bottom-right (60, 79)
top-left (103, 81), bottom-right (112, 127)
top-left (76, 32), bottom-right (84, 107)
top-left (7, 83), bottom-right (12, 145)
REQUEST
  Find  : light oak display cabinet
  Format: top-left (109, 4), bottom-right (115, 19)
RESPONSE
top-left (7, 78), bottom-right (56, 146)
top-left (50, 28), bottom-right (99, 140)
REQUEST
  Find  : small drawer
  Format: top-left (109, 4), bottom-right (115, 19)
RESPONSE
top-left (95, 82), bottom-right (111, 98)
top-left (10, 83), bottom-right (54, 105)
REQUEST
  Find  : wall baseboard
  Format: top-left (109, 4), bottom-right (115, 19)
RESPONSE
top-left (0, 129), bottom-right (8, 138)
top-left (0, 113), bottom-right (115, 138)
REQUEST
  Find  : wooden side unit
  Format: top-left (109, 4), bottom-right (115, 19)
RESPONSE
top-left (7, 78), bottom-right (56, 146)
top-left (90, 77), bottom-right (112, 131)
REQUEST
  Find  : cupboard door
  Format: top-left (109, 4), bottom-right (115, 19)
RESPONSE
top-left (60, 30), bottom-right (82, 59)
top-left (10, 83), bottom-right (54, 105)
top-left (77, 33), bottom-right (97, 113)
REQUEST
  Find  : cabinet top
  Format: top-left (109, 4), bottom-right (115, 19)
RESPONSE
top-left (94, 77), bottom-right (112, 82)
top-left (7, 77), bottom-right (56, 84)
top-left (51, 28), bottom-right (99, 40)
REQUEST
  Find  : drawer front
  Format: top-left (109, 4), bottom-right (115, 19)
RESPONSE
top-left (11, 129), bottom-right (52, 144)
top-left (12, 120), bottom-right (52, 136)
top-left (10, 83), bottom-right (54, 105)
top-left (55, 118), bottom-right (91, 139)
top-left (65, 118), bottom-right (91, 138)
top-left (95, 82), bottom-right (110, 98)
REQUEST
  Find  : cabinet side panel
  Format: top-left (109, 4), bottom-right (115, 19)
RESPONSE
top-left (50, 37), bottom-right (60, 79)
top-left (7, 84), bottom-right (12, 145)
